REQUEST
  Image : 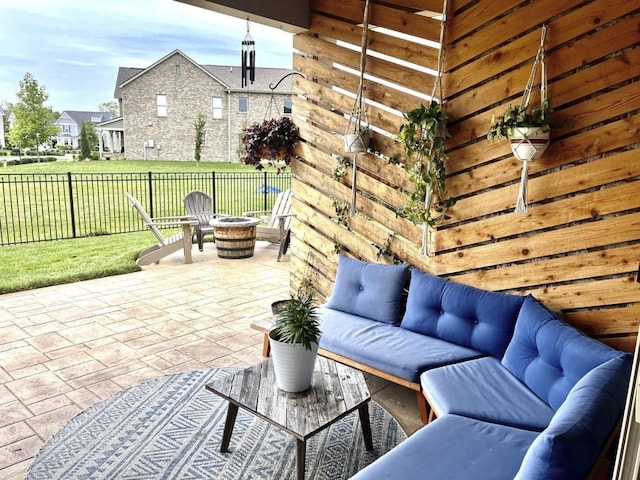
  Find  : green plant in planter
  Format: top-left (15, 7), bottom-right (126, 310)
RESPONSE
top-left (397, 101), bottom-right (455, 227)
top-left (486, 99), bottom-right (551, 141)
top-left (271, 281), bottom-right (320, 351)
top-left (241, 116), bottom-right (298, 173)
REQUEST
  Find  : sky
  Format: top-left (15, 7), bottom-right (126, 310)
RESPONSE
top-left (0, 0), bottom-right (294, 113)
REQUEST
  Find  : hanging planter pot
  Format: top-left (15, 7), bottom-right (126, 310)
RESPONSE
top-left (486, 25), bottom-right (550, 213)
top-left (509, 127), bottom-right (550, 162)
top-left (344, 129), bottom-right (371, 153)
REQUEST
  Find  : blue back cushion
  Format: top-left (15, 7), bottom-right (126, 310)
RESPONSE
top-left (502, 295), bottom-right (623, 410)
top-left (326, 255), bottom-right (408, 324)
top-left (515, 355), bottom-right (630, 480)
top-left (400, 268), bottom-right (525, 358)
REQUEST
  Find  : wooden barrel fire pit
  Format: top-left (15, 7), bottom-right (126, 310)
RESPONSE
top-left (210, 217), bottom-right (261, 259)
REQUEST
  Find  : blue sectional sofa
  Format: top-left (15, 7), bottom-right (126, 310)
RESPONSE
top-left (317, 255), bottom-right (631, 480)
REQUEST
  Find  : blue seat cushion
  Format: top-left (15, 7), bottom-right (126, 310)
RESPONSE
top-left (351, 414), bottom-right (538, 480)
top-left (317, 306), bottom-right (483, 382)
top-left (326, 254), bottom-right (408, 324)
top-left (421, 357), bottom-right (554, 431)
top-left (401, 268), bottom-right (525, 358)
top-left (502, 295), bottom-right (625, 410)
top-left (515, 355), bottom-right (631, 480)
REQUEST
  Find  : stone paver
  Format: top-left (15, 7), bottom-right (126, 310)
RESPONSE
top-left (0, 241), bottom-right (421, 480)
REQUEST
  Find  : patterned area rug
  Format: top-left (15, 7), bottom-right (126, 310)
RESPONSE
top-left (26, 368), bottom-right (406, 479)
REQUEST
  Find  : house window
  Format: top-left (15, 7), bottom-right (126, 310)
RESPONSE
top-left (238, 97), bottom-right (248, 113)
top-left (157, 94), bottom-right (167, 117)
top-left (62, 125), bottom-right (71, 134)
top-left (212, 97), bottom-right (223, 119)
top-left (284, 99), bottom-right (292, 115)
top-left (201, 131), bottom-right (207, 146)
top-left (175, 64), bottom-right (181, 75)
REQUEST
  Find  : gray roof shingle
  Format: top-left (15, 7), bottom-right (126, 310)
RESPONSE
top-left (57, 111), bottom-right (114, 125)
top-left (113, 50), bottom-right (294, 99)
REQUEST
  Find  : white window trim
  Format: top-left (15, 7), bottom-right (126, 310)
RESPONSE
top-left (238, 97), bottom-right (248, 113)
top-left (212, 97), bottom-right (223, 119)
top-left (157, 94), bottom-right (167, 117)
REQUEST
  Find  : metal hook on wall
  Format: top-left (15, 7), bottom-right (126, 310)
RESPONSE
top-left (265, 71), bottom-right (304, 120)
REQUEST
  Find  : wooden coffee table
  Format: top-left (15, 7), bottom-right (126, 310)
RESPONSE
top-left (206, 356), bottom-right (373, 480)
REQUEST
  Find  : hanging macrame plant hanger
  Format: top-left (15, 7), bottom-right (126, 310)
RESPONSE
top-left (513, 25), bottom-right (549, 213)
top-left (346, 0), bottom-right (371, 216)
top-left (418, 0), bottom-right (448, 256)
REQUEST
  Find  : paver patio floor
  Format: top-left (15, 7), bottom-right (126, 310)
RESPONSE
top-left (0, 241), bottom-right (421, 479)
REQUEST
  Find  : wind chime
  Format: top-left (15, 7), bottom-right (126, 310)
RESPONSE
top-left (241, 19), bottom-right (256, 88)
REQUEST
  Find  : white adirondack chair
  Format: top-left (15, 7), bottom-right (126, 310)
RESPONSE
top-left (126, 193), bottom-right (197, 265)
top-left (243, 189), bottom-right (294, 260)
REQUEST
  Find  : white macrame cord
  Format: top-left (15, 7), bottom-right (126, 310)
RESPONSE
top-left (514, 25), bottom-right (548, 214)
top-left (347, 0), bottom-right (371, 216)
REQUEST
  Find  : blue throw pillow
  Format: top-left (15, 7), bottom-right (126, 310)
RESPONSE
top-left (502, 295), bottom-right (623, 410)
top-left (326, 255), bottom-right (408, 324)
top-left (515, 355), bottom-right (630, 480)
top-left (401, 268), bottom-right (525, 358)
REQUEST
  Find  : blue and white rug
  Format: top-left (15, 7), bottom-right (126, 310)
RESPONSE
top-left (26, 368), bottom-right (406, 479)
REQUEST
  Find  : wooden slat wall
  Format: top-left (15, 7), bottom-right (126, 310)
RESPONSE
top-left (289, 0), bottom-right (640, 351)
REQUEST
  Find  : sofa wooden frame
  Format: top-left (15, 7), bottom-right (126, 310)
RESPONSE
top-left (250, 318), bottom-right (430, 423)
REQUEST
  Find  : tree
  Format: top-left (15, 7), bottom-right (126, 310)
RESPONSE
top-left (8, 73), bottom-right (59, 158)
top-left (98, 100), bottom-right (119, 117)
top-left (194, 113), bottom-right (207, 162)
top-left (79, 120), bottom-right (98, 160)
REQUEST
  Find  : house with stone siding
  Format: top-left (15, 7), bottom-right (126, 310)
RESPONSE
top-left (112, 49), bottom-right (293, 162)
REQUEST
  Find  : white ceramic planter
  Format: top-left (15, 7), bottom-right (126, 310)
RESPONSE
top-left (509, 127), bottom-right (550, 161)
top-left (269, 330), bottom-right (318, 392)
top-left (344, 132), bottom-right (370, 153)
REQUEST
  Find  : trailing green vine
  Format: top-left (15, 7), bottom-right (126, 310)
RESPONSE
top-left (332, 156), bottom-right (351, 180)
top-left (374, 232), bottom-right (397, 263)
top-left (332, 198), bottom-right (350, 229)
top-left (396, 101), bottom-right (455, 228)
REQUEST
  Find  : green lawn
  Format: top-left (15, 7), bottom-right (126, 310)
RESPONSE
top-left (7, 159), bottom-right (259, 174)
top-left (0, 231), bottom-right (156, 294)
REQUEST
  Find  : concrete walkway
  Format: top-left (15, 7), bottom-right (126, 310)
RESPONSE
top-left (0, 242), bottom-right (421, 479)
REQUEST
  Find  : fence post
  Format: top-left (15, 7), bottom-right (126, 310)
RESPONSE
top-left (67, 172), bottom-right (77, 238)
top-left (263, 171), bottom-right (268, 211)
top-left (212, 171), bottom-right (217, 214)
top-left (147, 171), bottom-right (153, 218)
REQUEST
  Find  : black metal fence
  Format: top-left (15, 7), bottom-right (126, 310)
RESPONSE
top-left (0, 171), bottom-right (291, 246)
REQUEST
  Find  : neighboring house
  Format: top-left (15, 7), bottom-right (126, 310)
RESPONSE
top-left (8, 110), bottom-right (15, 136)
top-left (0, 105), bottom-right (5, 149)
top-left (54, 111), bottom-right (114, 149)
top-left (112, 49), bottom-right (293, 162)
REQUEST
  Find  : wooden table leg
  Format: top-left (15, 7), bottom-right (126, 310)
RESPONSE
top-left (220, 402), bottom-right (239, 452)
top-left (358, 403), bottom-right (374, 451)
top-left (262, 333), bottom-right (271, 357)
top-left (296, 439), bottom-right (306, 480)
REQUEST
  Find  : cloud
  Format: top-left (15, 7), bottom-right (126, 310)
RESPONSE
top-left (0, 0), bottom-right (293, 111)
